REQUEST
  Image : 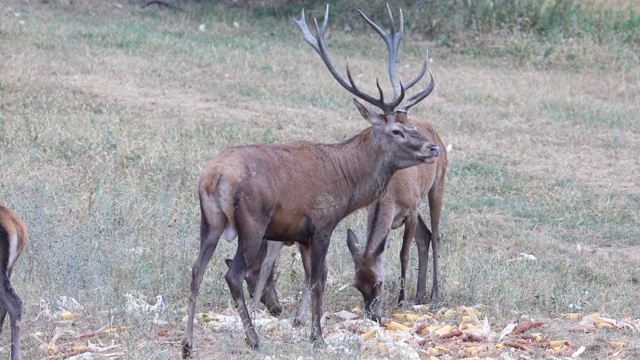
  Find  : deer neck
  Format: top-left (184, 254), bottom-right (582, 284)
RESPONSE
top-left (333, 128), bottom-right (397, 213)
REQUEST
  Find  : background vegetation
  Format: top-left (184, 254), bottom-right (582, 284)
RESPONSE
top-left (0, 0), bottom-right (638, 358)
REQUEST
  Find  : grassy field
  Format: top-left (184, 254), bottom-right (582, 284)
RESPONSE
top-left (0, 1), bottom-right (638, 358)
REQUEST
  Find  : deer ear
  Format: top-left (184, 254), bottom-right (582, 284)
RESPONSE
top-left (353, 99), bottom-right (384, 126)
top-left (346, 228), bottom-right (361, 262)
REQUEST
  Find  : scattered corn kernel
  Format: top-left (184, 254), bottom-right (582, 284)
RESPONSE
top-left (609, 342), bottom-right (628, 348)
top-left (561, 313), bottom-right (583, 321)
top-left (385, 321), bottom-right (411, 331)
top-left (360, 328), bottom-right (376, 340)
top-left (60, 311), bottom-right (79, 320)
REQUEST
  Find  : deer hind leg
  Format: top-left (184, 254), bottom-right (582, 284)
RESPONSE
top-left (182, 207), bottom-right (226, 359)
top-left (252, 240), bottom-right (284, 316)
top-left (398, 213), bottom-right (418, 305)
top-left (225, 216), bottom-right (266, 349)
top-left (0, 275), bottom-right (23, 360)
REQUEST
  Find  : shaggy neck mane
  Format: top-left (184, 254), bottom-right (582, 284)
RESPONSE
top-left (327, 128), bottom-right (397, 214)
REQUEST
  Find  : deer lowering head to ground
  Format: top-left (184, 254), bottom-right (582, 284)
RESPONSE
top-left (347, 117), bottom-right (447, 322)
top-left (0, 205), bottom-right (26, 360)
top-left (247, 118), bottom-right (446, 325)
top-left (182, 4), bottom-right (440, 357)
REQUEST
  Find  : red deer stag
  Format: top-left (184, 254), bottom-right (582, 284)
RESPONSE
top-left (247, 7), bottom-right (447, 325)
top-left (182, 4), bottom-right (440, 357)
top-left (346, 116), bottom-right (446, 322)
top-left (0, 205), bottom-right (26, 360)
top-left (248, 117), bottom-right (446, 324)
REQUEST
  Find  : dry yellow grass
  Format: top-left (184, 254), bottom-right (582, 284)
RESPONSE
top-left (0, 0), bottom-right (638, 358)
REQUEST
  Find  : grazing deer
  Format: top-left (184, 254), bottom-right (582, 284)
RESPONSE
top-left (346, 117), bottom-right (446, 322)
top-left (182, 5), bottom-right (441, 357)
top-left (0, 205), bottom-right (26, 360)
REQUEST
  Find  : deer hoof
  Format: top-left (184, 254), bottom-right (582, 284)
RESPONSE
top-left (292, 317), bottom-right (305, 327)
top-left (246, 334), bottom-right (261, 349)
top-left (413, 293), bottom-right (428, 305)
top-left (311, 336), bottom-right (326, 348)
top-left (268, 305), bottom-right (283, 317)
top-left (181, 341), bottom-right (192, 359)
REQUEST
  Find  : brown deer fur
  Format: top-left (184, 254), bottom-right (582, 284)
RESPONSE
top-left (0, 205), bottom-right (26, 360)
top-left (182, 5), bottom-right (442, 357)
top-left (182, 107), bottom-right (440, 357)
top-left (243, 117), bottom-right (446, 323)
top-left (347, 117), bottom-right (446, 321)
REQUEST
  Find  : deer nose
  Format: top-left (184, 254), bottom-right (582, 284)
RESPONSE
top-left (429, 145), bottom-right (440, 156)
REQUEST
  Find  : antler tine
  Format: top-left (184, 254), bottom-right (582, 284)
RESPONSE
top-left (357, 5), bottom-right (404, 105)
top-left (345, 66), bottom-right (389, 109)
top-left (398, 67), bottom-right (435, 112)
top-left (405, 50), bottom-right (428, 90)
top-left (295, 5), bottom-right (389, 112)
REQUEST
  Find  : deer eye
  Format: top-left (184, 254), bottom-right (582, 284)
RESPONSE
top-left (392, 130), bottom-right (405, 138)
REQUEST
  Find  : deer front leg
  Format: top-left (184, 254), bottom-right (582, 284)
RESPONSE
top-left (293, 242), bottom-right (312, 326)
top-left (0, 300), bottom-right (7, 333)
top-left (413, 214), bottom-right (432, 304)
top-left (430, 232), bottom-right (441, 305)
top-left (309, 234), bottom-right (330, 346)
top-left (428, 179), bottom-right (444, 307)
top-left (398, 214), bottom-right (418, 305)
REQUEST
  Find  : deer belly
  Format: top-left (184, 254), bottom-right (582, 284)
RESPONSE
top-left (264, 215), bottom-right (313, 243)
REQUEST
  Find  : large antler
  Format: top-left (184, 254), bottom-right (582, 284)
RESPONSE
top-left (295, 4), bottom-right (435, 114)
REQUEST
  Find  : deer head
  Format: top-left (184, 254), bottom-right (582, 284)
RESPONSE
top-left (347, 228), bottom-right (387, 322)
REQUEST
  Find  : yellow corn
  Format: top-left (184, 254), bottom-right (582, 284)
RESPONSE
top-left (70, 345), bottom-right (88, 352)
top-left (420, 325), bottom-right (439, 335)
top-left (465, 346), bottom-right (480, 355)
top-left (104, 327), bottom-right (125, 334)
top-left (45, 345), bottom-right (60, 355)
top-left (60, 311), bottom-right (80, 320)
top-left (434, 325), bottom-right (453, 336)
top-left (609, 342), bottom-right (628, 348)
top-left (360, 328), bottom-right (376, 340)
top-left (427, 345), bottom-right (450, 354)
top-left (385, 321), bottom-right (411, 331)
top-left (596, 322), bottom-right (614, 329)
top-left (549, 340), bottom-right (568, 348)
top-left (561, 313), bottom-right (583, 321)
top-left (443, 309), bottom-right (458, 318)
